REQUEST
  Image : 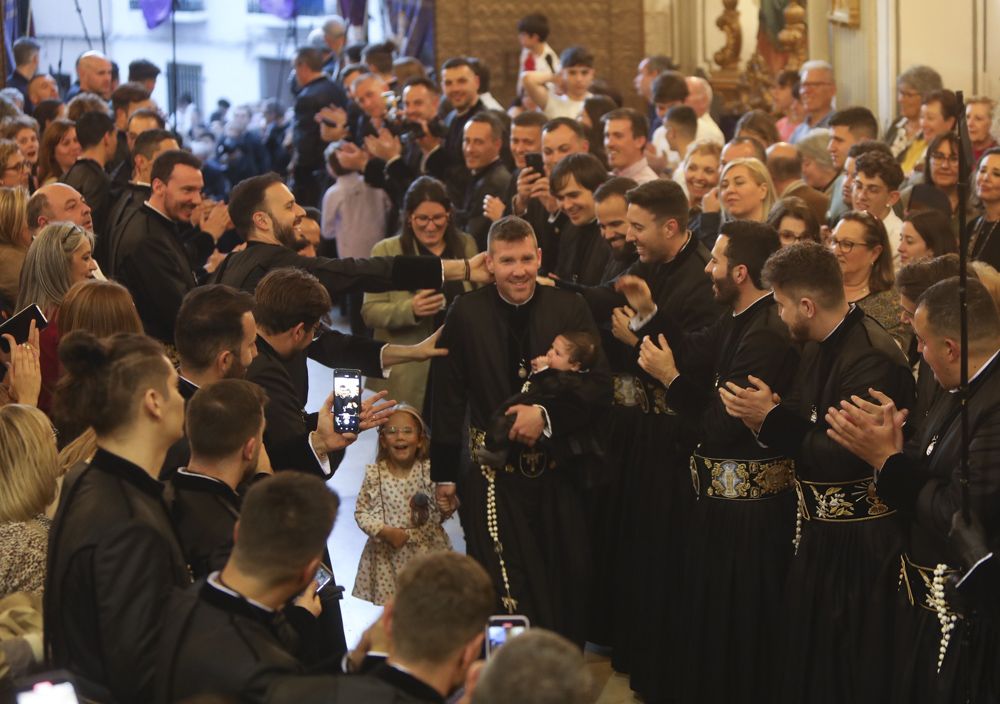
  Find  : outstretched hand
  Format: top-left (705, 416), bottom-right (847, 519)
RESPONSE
top-left (359, 390), bottom-right (396, 432)
top-left (614, 275), bottom-right (654, 318)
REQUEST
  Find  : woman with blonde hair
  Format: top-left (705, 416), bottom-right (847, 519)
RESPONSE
top-left (719, 157), bottom-right (776, 223)
top-left (0, 404), bottom-right (61, 596)
top-left (0, 186), bottom-right (31, 310)
top-left (16, 223), bottom-right (99, 411)
top-left (36, 119), bottom-right (79, 186)
top-left (683, 140), bottom-right (722, 246)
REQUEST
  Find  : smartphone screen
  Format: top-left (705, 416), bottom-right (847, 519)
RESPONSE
top-left (485, 615), bottom-right (530, 657)
top-left (314, 563), bottom-right (334, 592)
top-left (332, 369), bottom-right (362, 434)
top-left (17, 680), bottom-right (80, 704)
top-left (0, 304), bottom-right (48, 354)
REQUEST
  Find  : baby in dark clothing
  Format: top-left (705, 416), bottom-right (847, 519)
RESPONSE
top-left (479, 331), bottom-right (599, 468)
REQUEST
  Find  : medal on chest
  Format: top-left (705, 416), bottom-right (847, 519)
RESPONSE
top-left (926, 434), bottom-right (939, 457)
top-left (810, 405), bottom-right (818, 423)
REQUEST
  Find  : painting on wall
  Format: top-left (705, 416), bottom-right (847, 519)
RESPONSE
top-left (828, 0), bottom-right (860, 27)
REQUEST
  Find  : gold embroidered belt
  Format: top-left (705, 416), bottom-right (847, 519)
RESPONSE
top-left (899, 553), bottom-right (960, 616)
top-left (469, 427), bottom-right (552, 479)
top-left (612, 374), bottom-right (676, 416)
top-left (690, 453), bottom-right (795, 500)
top-left (795, 477), bottom-right (895, 522)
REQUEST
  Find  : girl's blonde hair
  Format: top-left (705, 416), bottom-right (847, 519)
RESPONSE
top-left (0, 404), bottom-right (60, 522)
top-left (376, 404), bottom-right (429, 464)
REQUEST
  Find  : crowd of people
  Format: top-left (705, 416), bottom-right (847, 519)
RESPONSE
top-left (1, 9), bottom-right (1000, 704)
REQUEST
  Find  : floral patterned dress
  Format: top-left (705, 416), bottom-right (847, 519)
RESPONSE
top-left (352, 460), bottom-right (452, 605)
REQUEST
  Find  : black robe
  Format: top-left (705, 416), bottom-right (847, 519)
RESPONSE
top-left (44, 448), bottom-right (192, 703)
top-left (578, 235), bottom-right (723, 692)
top-left (455, 159), bottom-right (512, 252)
top-left (167, 468), bottom-right (241, 580)
top-left (651, 294), bottom-right (800, 703)
top-left (970, 216), bottom-right (1000, 271)
top-left (878, 351), bottom-right (1000, 704)
top-left (62, 158), bottom-right (113, 239)
top-left (160, 375), bottom-right (199, 480)
top-left (430, 284), bottom-right (611, 645)
top-left (99, 181), bottom-right (150, 269)
top-left (756, 305), bottom-right (916, 704)
top-left (553, 219), bottom-right (612, 287)
top-left (265, 663), bottom-right (444, 704)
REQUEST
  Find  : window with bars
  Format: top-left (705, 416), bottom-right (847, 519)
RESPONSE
top-left (166, 62), bottom-right (202, 115)
top-left (246, 0), bottom-right (326, 16)
top-left (129, 0), bottom-right (206, 10)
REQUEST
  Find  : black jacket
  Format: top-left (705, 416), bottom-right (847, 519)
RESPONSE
top-left (456, 159), bottom-right (512, 251)
top-left (970, 215), bottom-right (1000, 271)
top-left (44, 448), bottom-right (191, 703)
top-left (363, 136), bottom-right (425, 211)
top-left (166, 469), bottom-right (241, 580)
top-left (428, 100), bottom-right (484, 204)
top-left (160, 375), bottom-right (200, 479)
top-left (267, 663), bottom-right (446, 704)
top-left (108, 203), bottom-right (201, 343)
top-left (99, 181), bottom-right (150, 268)
top-left (553, 220), bottom-right (611, 286)
top-left (293, 76), bottom-right (348, 171)
top-left (62, 158), bottom-right (113, 238)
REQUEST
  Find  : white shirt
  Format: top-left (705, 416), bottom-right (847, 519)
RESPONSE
top-left (320, 172), bottom-right (391, 259)
top-left (695, 113), bottom-right (725, 146)
top-left (882, 209), bottom-right (903, 271)
top-left (543, 91), bottom-right (589, 120)
top-left (613, 157), bottom-right (659, 184)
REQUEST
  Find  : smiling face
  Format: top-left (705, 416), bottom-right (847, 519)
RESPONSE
top-left (409, 200), bottom-right (450, 252)
top-left (70, 237), bottom-right (98, 283)
top-left (897, 220), bottom-right (931, 265)
top-left (463, 120), bottom-right (501, 171)
top-left (626, 202), bottom-right (673, 264)
top-left (684, 151), bottom-right (720, 204)
top-left (799, 67), bottom-right (835, 116)
top-left (554, 174), bottom-right (596, 226)
top-left (155, 163), bottom-right (204, 224)
top-left (542, 124), bottom-right (588, 172)
top-left (604, 118), bottom-right (644, 170)
top-left (928, 139), bottom-right (959, 190)
top-left (966, 102), bottom-right (994, 145)
top-left (851, 170), bottom-right (896, 219)
top-left (919, 100), bottom-right (955, 142)
top-left (719, 164), bottom-right (767, 220)
top-left (772, 284), bottom-right (813, 342)
top-left (487, 236), bottom-right (541, 304)
top-left (379, 409), bottom-right (423, 469)
top-left (402, 83), bottom-right (440, 123)
top-left (354, 76), bottom-right (389, 119)
top-left (829, 218), bottom-right (880, 282)
top-left (262, 182), bottom-right (307, 249)
top-left (54, 127), bottom-right (81, 174)
top-left (897, 82), bottom-right (923, 121)
top-left (442, 65), bottom-right (479, 113)
top-left (976, 153), bottom-right (1000, 205)
top-left (510, 125), bottom-right (542, 170)
top-left (596, 194), bottom-right (632, 255)
top-left (705, 235), bottom-right (740, 306)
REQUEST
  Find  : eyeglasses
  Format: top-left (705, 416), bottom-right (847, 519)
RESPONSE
top-left (412, 213), bottom-right (448, 227)
top-left (801, 81), bottom-right (832, 89)
top-left (779, 230), bottom-right (808, 243)
top-left (828, 237), bottom-right (871, 254)
top-left (898, 89), bottom-right (922, 99)
top-left (930, 151), bottom-right (959, 164)
top-left (383, 426), bottom-right (417, 436)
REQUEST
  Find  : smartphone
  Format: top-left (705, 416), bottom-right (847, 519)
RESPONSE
top-left (332, 368), bottom-right (362, 434)
top-left (485, 614), bottom-right (530, 658)
top-left (314, 563), bottom-right (334, 593)
top-left (0, 304), bottom-right (48, 354)
top-left (524, 152), bottom-right (545, 175)
top-left (16, 671), bottom-right (80, 703)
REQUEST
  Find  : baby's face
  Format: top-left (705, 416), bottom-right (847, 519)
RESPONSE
top-left (545, 336), bottom-right (580, 372)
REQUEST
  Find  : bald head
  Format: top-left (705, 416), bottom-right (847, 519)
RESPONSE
top-left (766, 142), bottom-right (803, 188)
top-left (28, 183), bottom-right (94, 233)
top-left (721, 138), bottom-right (765, 166)
top-left (78, 51), bottom-right (113, 99)
top-left (685, 76), bottom-right (712, 116)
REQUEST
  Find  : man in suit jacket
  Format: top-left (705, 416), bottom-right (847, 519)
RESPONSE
top-left (455, 112), bottom-right (512, 251)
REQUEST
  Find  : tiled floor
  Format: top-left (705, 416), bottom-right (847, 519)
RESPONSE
top-left (308, 317), bottom-right (638, 702)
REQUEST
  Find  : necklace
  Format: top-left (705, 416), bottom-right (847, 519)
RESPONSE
top-left (971, 218), bottom-right (1000, 258)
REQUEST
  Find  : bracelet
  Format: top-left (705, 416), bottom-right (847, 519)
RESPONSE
top-left (463, 258), bottom-right (471, 281)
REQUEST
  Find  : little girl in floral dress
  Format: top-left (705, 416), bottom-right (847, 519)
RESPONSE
top-left (353, 404), bottom-right (452, 605)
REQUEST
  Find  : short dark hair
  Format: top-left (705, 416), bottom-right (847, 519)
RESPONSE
top-left (132, 128), bottom-right (176, 167)
top-left (67, 92), bottom-right (110, 121)
top-left (232, 472), bottom-right (340, 587)
top-left (466, 57), bottom-right (492, 94)
top-left (150, 149), bottom-right (202, 187)
top-left (594, 176), bottom-right (637, 204)
top-left (512, 110), bottom-right (547, 130)
top-left (254, 268), bottom-right (331, 334)
top-left (896, 253), bottom-right (961, 303)
top-left (12, 38), bottom-right (39, 67)
top-left (543, 117), bottom-right (586, 140)
top-left (392, 552), bottom-right (495, 663)
top-left (829, 107), bottom-right (879, 140)
top-left (560, 46), bottom-right (594, 69)
top-left (665, 105), bottom-right (698, 140)
top-left (517, 13), bottom-right (550, 41)
top-left (719, 220), bottom-right (782, 289)
top-left (467, 111), bottom-right (503, 141)
top-left (127, 59), bottom-right (160, 83)
top-left (227, 172), bottom-right (285, 238)
top-left (854, 150), bottom-right (904, 191)
top-left (735, 109), bottom-right (780, 146)
top-left (838, 210), bottom-right (894, 292)
top-left (919, 277), bottom-right (1000, 352)
top-left (362, 42), bottom-right (394, 75)
top-left (75, 110), bottom-right (115, 150)
top-left (550, 152), bottom-right (608, 194)
top-left (187, 380), bottom-right (267, 461)
top-left (766, 196), bottom-right (821, 243)
top-left (487, 216), bottom-right (537, 250)
top-left (904, 209), bottom-right (958, 258)
top-left (128, 107), bottom-right (166, 130)
top-left (923, 89), bottom-right (960, 123)
top-left (775, 69), bottom-right (800, 90)
top-left (652, 71), bottom-right (688, 105)
top-left (441, 56), bottom-right (474, 73)
top-left (175, 285), bottom-right (255, 372)
top-left (560, 331), bottom-right (599, 370)
top-left (601, 108), bottom-right (648, 141)
top-left (762, 241), bottom-right (845, 310)
top-left (338, 62), bottom-right (366, 85)
top-left (294, 47), bottom-right (326, 72)
top-left (402, 76), bottom-right (440, 95)
top-left (111, 82), bottom-right (150, 115)
top-left (303, 206), bottom-right (321, 224)
top-left (924, 132), bottom-right (962, 189)
top-left (846, 138), bottom-right (893, 160)
top-left (625, 179), bottom-right (689, 231)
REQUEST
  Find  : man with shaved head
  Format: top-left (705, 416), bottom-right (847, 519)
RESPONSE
top-left (766, 141), bottom-right (830, 223)
top-left (27, 182), bottom-right (95, 235)
top-left (685, 76), bottom-right (724, 145)
top-left (66, 50), bottom-right (113, 101)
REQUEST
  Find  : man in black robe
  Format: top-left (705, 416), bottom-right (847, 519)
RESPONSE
top-left (61, 111), bottom-right (117, 240)
top-left (826, 276), bottom-right (1000, 704)
top-left (574, 179), bottom-right (722, 693)
top-left (720, 239), bottom-right (915, 704)
top-left (624, 220), bottom-right (799, 702)
top-left (155, 473), bottom-right (339, 704)
top-left (431, 216), bottom-right (611, 646)
top-left (548, 153), bottom-right (611, 286)
top-left (428, 57), bottom-right (485, 203)
top-left (455, 112), bottom-right (512, 251)
top-left (108, 150), bottom-right (228, 343)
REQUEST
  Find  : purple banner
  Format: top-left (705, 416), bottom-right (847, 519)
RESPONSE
top-left (139, 0), bottom-right (171, 29)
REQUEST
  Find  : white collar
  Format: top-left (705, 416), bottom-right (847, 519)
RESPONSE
top-left (207, 571), bottom-right (275, 613)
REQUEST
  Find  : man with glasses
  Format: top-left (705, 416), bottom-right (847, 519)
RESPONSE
top-left (790, 60), bottom-right (837, 144)
top-left (851, 150), bottom-right (905, 268)
top-left (0, 139), bottom-right (29, 188)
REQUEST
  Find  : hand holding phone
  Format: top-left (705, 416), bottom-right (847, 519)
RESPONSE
top-left (485, 614), bottom-right (530, 657)
top-left (0, 305), bottom-right (47, 354)
top-left (332, 368), bottom-right (362, 433)
top-left (524, 152), bottom-right (545, 176)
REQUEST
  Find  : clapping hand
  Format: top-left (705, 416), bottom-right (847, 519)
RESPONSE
top-left (614, 275), bottom-right (655, 318)
top-left (483, 194), bottom-right (505, 222)
top-left (824, 388), bottom-right (906, 469)
top-left (638, 334), bottom-right (678, 387)
top-left (718, 375), bottom-right (780, 433)
top-left (611, 306), bottom-right (639, 347)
